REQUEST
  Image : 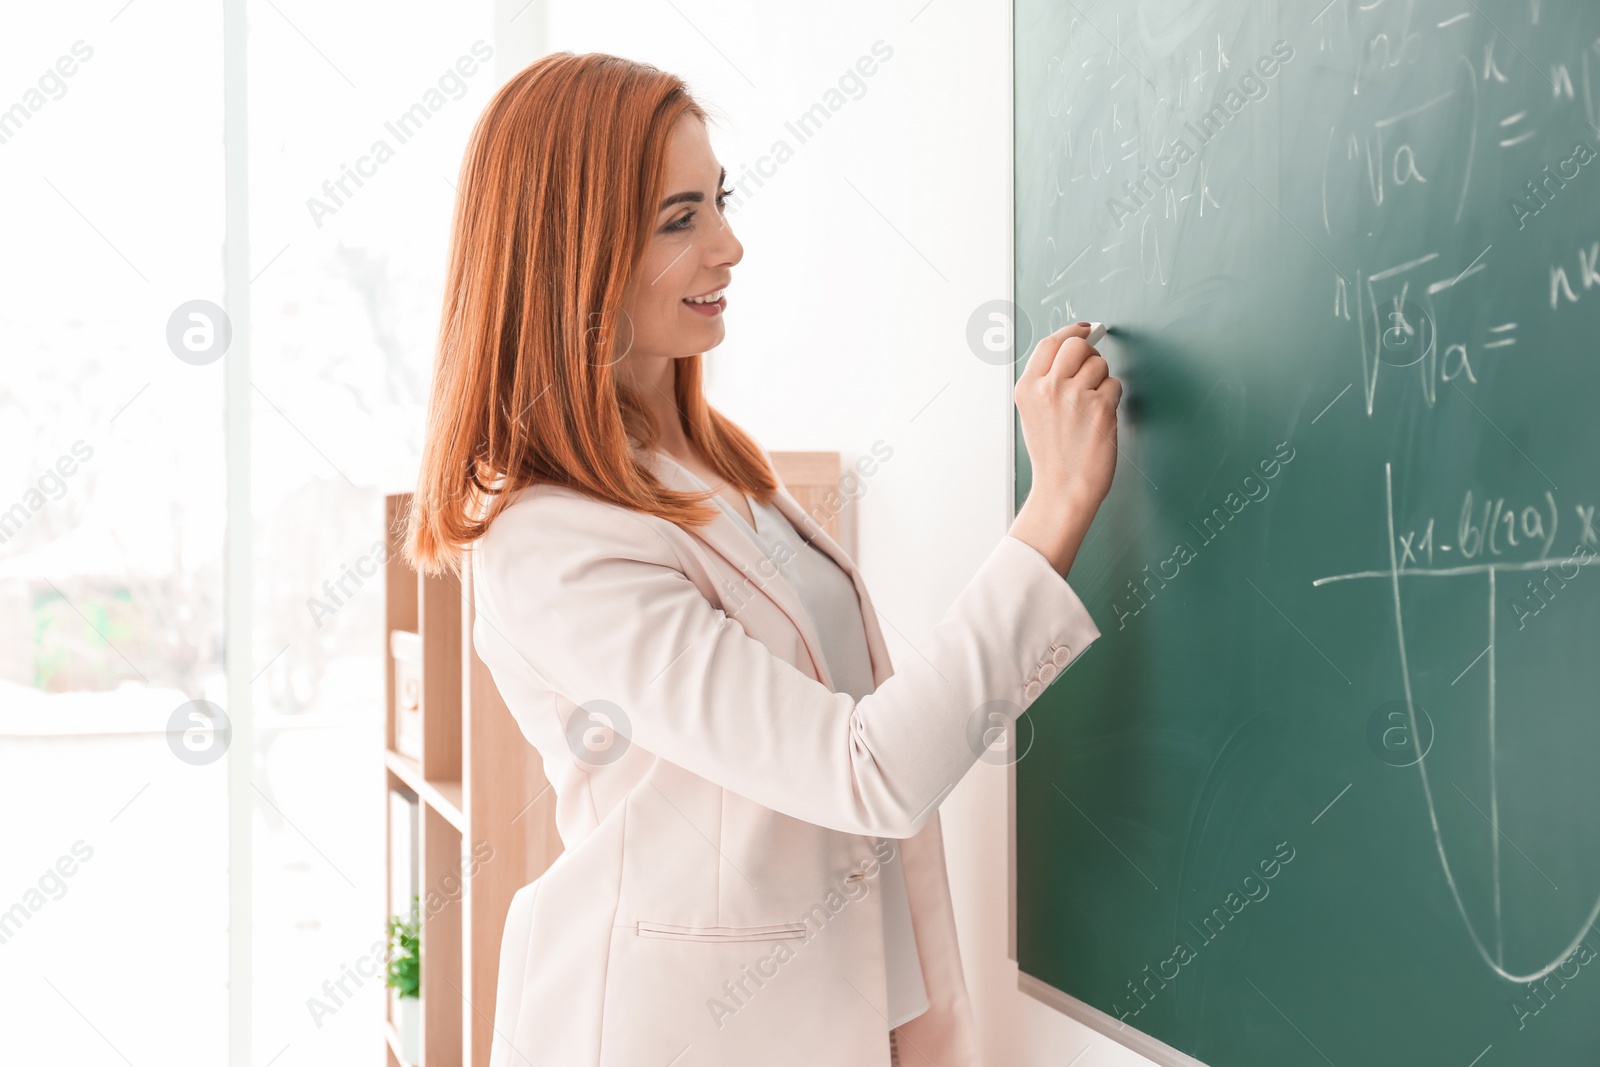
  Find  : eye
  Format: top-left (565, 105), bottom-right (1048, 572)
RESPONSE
top-left (666, 188), bottom-right (735, 232)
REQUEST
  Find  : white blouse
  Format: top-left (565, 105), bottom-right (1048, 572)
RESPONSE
top-left (678, 465), bottom-right (930, 1031)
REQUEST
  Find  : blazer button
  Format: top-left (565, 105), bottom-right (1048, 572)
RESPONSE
top-left (1038, 661), bottom-right (1057, 685)
top-left (1051, 646), bottom-right (1072, 667)
top-left (1023, 680), bottom-right (1043, 701)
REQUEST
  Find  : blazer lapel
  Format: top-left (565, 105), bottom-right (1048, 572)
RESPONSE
top-left (640, 447), bottom-right (894, 694)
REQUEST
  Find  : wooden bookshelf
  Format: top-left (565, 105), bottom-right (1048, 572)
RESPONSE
top-left (381, 452), bottom-right (844, 1065)
top-left (383, 494), bottom-right (559, 1067)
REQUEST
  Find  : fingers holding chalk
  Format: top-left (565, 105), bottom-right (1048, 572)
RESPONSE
top-left (1021, 319), bottom-right (1115, 383)
top-left (1022, 319), bottom-right (1095, 380)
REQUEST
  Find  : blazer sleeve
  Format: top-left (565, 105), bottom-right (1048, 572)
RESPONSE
top-left (471, 490), bottom-right (1102, 840)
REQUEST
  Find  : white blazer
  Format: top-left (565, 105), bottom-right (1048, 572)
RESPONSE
top-left (471, 443), bottom-right (1102, 1066)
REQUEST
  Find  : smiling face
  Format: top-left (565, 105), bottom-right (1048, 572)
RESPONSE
top-left (617, 114), bottom-right (743, 365)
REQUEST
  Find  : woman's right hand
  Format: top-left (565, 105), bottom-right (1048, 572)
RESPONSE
top-left (1007, 321), bottom-right (1123, 577)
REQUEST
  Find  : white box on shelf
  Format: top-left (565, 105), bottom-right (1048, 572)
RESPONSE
top-left (388, 789), bottom-right (419, 919)
top-left (391, 629), bottom-right (423, 761)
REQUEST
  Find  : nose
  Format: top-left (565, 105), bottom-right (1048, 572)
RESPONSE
top-left (711, 212), bottom-right (743, 270)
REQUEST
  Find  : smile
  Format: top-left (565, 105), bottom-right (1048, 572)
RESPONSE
top-left (683, 288), bottom-right (726, 316)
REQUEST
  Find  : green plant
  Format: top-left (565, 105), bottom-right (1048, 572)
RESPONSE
top-left (385, 897), bottom-right (420, 999)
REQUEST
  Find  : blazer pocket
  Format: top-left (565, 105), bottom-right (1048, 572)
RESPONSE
top-left (634, 919), bottom-right (809, 944)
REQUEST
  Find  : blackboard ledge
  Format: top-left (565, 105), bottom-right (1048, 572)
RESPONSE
top-left (1018, 971), bottom-right (1210, 1067)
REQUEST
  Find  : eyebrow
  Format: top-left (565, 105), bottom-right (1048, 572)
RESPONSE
top-left (659, 166), bottom-right (727, 212)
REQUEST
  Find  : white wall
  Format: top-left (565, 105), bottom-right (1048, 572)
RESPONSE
top-left (538, 3), bottom-right (1157, 1064)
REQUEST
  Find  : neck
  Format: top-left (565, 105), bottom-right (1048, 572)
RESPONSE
top-left (623, 353), bottom-right (691, 457)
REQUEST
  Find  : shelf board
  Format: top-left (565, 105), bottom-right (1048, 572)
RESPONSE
top-left (385, 748), bottom-right (424, 792)
top-left (433, 780), bottom-right (465, 823)
top-left (385, 749), bottom-right (466, 831)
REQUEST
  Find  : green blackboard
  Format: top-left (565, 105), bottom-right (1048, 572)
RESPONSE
top-left (1012, 1), bottom-right (1600, 1064)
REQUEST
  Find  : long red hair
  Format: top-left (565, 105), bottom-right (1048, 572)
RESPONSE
top-left (405, 51), bottom-right (776, 577)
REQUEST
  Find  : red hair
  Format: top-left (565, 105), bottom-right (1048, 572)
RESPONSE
top-left (405, 51), bottom-right (776, 577)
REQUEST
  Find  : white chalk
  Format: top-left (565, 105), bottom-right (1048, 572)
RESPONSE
top-left (1085, 321), bottom-right (1107, 346)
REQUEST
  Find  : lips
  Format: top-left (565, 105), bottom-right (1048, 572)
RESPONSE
top-left (683, 292), bottom-right (725, 317)
top-left (683, 285), bottom-right (727, 317)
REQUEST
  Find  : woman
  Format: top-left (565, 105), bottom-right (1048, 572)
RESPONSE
top-left (405, 51), bottom-right (1120, 1067)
